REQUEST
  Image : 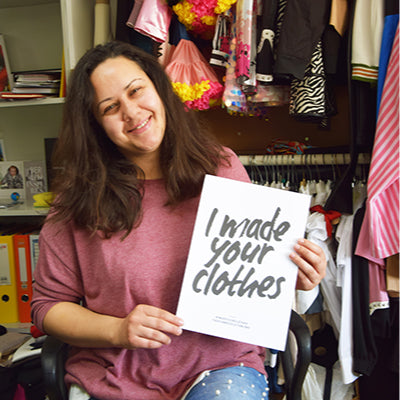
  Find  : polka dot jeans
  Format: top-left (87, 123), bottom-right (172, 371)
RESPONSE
top-left (184, 366), bottom-right (269, 400)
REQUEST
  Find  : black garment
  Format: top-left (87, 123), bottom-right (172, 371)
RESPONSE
top-left (256, 0), bottom-right (279, 83)
top-left (385, 0), bottom-right (399, 15)
top-left (358, 297), bottom-right (399, 400)
top-left (115, 0), bottom-right (155, 55)
top-left (324, 0), bottom-right (377, 214)
top-left (351, 203), bottom-right (378, 375)
top-left (115, 0), bottom-right (132, 42)
top-left (273, 0), bottom-right (331, 80)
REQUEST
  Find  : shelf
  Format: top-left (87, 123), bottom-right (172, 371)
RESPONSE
top-left (0, 204), bottom-right (49, 216)
top-left (0, 0), bottom-right (58, 9)
top-left (0, 97), bottom-right (65, 108)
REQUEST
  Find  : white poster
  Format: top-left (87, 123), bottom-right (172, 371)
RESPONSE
top-left (176, 175), bottom-right (311, 350)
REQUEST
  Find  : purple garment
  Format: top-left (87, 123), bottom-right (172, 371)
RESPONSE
top-left (31, 148), bottom-right (267, 400)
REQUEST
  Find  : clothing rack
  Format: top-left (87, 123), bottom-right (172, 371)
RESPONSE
top-left (239, 153), bottom-right (370, 166)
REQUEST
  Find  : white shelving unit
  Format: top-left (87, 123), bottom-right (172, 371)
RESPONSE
top-left (0, 204), bottom-right (49, 216)
top-left (0, 0), bottom-right (95, 217)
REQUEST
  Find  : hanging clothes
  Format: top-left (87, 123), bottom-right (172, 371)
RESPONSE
top-left (255, 0), bottom-right (279, 84)
top-left (351, 0), bottom-right (384, 82)
top-left (306, 212), bottom-right (341, 338)
top-left (351, 204), bottom-right (379, 376)
top-left (273, 0), bottom-right (331, 80)
top-left (335, 184), bottom-right (366, 385)
top-left (130, 0), bottom-right (172, 43)
top-left (210, 11), bottom-right (233, 67)
top-left (289, 41), bottom-right (328, 123)
top-left (235, 0), bottom-right (257, 93)
top-left (376, 0), bottom-right (399, 117)
top-left (324, 0), bottom-right (380, 214)
top-left (222, 8), bottom-right (249, 114)
top-left (355, 23), bottom-right (399, 261)
top-left (124, 0), bottom-right (154, 53)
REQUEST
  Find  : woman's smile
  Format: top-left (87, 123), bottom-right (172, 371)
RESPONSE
top-left (128, 116), bottom-right (152, 134)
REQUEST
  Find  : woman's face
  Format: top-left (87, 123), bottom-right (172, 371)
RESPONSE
top-left (91, 56), bottom-right (166, 175)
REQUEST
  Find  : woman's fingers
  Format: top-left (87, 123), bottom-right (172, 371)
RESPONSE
top-left (290, 238), bottom-right (327, 291)
top-left (123, 304), bottom-right (184, 349)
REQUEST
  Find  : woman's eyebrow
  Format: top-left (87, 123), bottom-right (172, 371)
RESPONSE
top-left (124, 77), bottom-right (143, 91)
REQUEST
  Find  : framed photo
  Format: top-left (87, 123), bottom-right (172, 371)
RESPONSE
top-left (0, 139), bottom-right (6, 161)
top-left (0, 34), bottom-right (14, 92)
top-left (0, 161), bottom-right (25, 202)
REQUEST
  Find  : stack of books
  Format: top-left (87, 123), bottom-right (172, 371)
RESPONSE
top-left (11, 69), bottom-right (61, 96)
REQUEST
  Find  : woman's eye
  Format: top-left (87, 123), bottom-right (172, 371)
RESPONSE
top-left (103, 103), bottom-right (117, 115)
top-left (129, 87), bottom-right (142, 96)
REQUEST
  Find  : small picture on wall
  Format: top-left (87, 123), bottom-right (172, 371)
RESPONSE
top-left (0, 139), bottom-right (6, 161)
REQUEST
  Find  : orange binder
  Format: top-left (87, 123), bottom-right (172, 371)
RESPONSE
top-left (0, 235), bottom-right (18, 323)
top-left (13, 234), bottom-right (33, 323)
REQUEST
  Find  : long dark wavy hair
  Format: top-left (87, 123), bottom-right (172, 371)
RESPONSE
top-left (49, 41), bottom-right (229, 238)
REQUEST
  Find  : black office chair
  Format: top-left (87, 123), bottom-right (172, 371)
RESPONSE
top-left (41, 310), bottom-right (311, 400)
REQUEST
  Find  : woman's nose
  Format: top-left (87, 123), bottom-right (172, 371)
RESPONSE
top-left (121, 99), bottom-right (135, 121)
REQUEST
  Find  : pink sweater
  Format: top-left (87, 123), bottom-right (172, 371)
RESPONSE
top-left (31, 149), bottom-right (266, 400)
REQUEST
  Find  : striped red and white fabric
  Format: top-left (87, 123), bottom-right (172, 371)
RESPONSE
top-left (356, 24), bottom-right (399, 260)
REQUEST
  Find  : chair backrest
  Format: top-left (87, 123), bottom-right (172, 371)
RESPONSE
top-left (41, 310), bottom-right (311, 400)
top-left (41, 335), bottom-right (69, 400)
top-left (280, 310), bottom-right (312, 400)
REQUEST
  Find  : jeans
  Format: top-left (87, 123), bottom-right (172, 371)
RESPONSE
top-left (184, 366), bottom-right (269, 400)
top-left (87, 366), bottom-right (269, 400)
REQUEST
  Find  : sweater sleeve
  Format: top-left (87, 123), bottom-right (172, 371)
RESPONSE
top-left (31, 221), bottom-right (84, 332)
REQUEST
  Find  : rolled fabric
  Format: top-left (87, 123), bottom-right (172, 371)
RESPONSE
top-left (94, 0), bottom-right (112, 46)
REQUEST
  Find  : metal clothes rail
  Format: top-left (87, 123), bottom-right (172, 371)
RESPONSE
top-left (238, 153), bottom-right (370, 166)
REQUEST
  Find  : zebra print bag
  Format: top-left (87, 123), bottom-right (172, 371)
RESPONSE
top-left (289, 40), bottom-right (327, 122)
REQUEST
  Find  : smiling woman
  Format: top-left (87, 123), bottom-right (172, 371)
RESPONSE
top-left (31, 41), bottom-right (326, 400)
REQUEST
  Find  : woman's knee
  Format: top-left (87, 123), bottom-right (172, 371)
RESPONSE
top-left (184, 366), bottom-right (269, 400)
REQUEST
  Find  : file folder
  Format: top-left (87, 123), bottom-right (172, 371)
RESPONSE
top-left (13, 234), bottom-right (33, 323)
top-left (0, 235), bottom-right (19, 323)
top-left (29, 233), bottom-right (40, 276)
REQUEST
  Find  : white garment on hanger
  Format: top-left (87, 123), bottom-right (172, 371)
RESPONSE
top-left (306, 213), bottom-right (341, 338)
top-left (335, 213), bottom-right (360, 384)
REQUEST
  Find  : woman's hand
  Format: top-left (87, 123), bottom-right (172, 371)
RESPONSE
top-left (114, 304), bottom-right (184, 350)
top-left (290, 238), bottom-right (327, 291)
top-left (42, 302), bottom-right (183, 350)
